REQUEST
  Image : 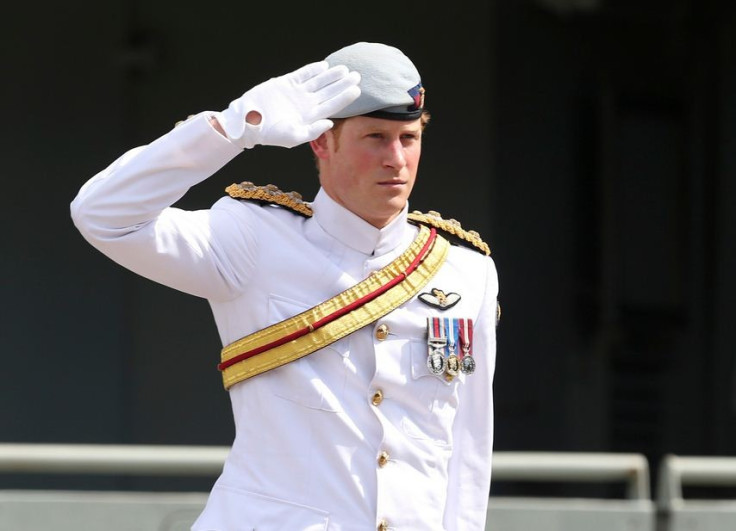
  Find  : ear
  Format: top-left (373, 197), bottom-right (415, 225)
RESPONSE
top-left (310, 131), bottom-right (331, 160)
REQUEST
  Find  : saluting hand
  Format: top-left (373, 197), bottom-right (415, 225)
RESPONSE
top-left (214, 61), bottom-right (361, 149)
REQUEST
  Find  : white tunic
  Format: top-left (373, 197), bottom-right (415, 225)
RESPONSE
top-left (70, 112), bottom-right (499, 531)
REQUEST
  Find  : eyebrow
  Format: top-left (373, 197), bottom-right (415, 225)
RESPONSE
top-left (361, 124), bottom-right (422, 135)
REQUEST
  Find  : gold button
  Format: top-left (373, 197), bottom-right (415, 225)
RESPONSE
top-left (377, 450), bottom-right (390, 468)
top-left (371, 389), bottom-right (384, 406)
top-left (375, 323), bottom-right (389, 340)
top-left (377, 519), bottom-right (389, 531)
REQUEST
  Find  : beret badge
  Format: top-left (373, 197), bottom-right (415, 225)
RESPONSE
top-left (409, 83), bottom-right (425, 111)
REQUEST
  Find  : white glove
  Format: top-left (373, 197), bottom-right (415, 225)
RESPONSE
top-left (215, 61), bottom-right (361, 149)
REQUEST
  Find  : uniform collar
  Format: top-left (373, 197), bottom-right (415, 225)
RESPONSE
top-left (311, 188), bottom-right (410, 256)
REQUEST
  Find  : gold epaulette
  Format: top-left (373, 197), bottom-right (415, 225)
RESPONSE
top-left (408, 210), bottom-right (491, 256)
top-left (225, 181), bottom-right (314, 217)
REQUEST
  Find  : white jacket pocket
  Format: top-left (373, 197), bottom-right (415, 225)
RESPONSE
top-left (191, 484), bottom-right (329, 531)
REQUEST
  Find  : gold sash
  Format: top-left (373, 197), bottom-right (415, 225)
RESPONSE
top-left (219, 225), bottom-right (449, 389)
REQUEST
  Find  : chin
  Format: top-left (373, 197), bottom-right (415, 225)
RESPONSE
top-left (379, 201), bottom-right (407, 221)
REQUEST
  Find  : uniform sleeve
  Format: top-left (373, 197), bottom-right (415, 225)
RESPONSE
top-left (70, 112), bottom-right (257, 301)
top-left (443, 256), bottom-right (499, 531)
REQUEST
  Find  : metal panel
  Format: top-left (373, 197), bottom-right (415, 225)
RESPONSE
top-left (488, 498), bottom-right (654, 531)
top-left (0, 491), bottom-right (207, 531)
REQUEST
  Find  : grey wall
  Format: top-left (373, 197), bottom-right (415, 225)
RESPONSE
top-left (2, 0), bottom-right (735, 493)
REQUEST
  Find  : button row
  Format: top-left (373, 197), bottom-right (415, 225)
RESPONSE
top-left (374, 324), bottom-right (390, 531)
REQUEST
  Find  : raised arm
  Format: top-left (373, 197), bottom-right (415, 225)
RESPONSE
top-left (70, 61), bottom-right (360, 300)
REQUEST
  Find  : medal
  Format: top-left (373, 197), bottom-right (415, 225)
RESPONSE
top-left (459, 318), bottom-right (475, 375)
top-left (461, 354), bottom-right (476, 374)
top-left (427, 317), bottom-right (446, 375)
top-left (444, 318), bottom-right (460, 379)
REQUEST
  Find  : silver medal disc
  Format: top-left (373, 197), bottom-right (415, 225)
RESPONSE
top-left (427, 350), bottom-right (446, 375)
top-left (461, 355), bottom-right (476, 375)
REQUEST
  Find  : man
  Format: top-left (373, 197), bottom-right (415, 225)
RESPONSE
top-left (71, 42), bottom-right (499, 531)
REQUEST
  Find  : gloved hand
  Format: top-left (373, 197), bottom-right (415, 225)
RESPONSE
top-left (214, 61), bottom-right (361, 149)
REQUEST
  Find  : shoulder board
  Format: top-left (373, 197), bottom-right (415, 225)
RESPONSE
top-left (225, 181), bottom-right (313, 218)
top-left (408, 210), bottom-right (491, 256)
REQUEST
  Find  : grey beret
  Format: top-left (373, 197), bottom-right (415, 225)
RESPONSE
top-left (325, 42), bottom-right (425, 120)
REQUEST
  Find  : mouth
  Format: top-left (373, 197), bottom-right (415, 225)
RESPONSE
top-left (377, 179), bottom-right (407, 186)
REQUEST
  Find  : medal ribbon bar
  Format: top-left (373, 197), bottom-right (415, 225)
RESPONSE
top-left (427, 317), bottom-right (447, 375)
top-left (445, 317), bottom-right (460, 379)
top-left (459, 318), bottom-right (476, 375)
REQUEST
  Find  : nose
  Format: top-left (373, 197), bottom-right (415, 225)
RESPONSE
top-left (382, 139), bottom-right (406, 169)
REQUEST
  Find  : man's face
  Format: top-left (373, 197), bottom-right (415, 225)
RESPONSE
top-left (314, 116), bottom-right (423, 228)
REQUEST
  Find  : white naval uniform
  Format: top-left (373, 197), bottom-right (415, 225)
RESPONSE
top-left (71, 112), bottom-right (499, 531)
